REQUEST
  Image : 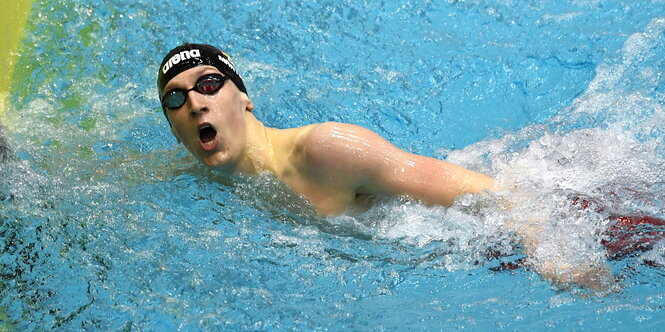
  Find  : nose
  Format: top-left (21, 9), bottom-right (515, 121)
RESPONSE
top-left (187, 90), bottom-right (209, 116)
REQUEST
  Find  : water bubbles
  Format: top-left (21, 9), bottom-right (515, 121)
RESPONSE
top-left (3, 0), bottom-right (665, 329)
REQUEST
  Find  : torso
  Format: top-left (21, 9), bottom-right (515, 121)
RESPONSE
top-left (265, 123), bottom-right (369, 215)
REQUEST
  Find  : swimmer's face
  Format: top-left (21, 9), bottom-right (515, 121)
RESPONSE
top-left (162, 66), bottom-right (254, 171)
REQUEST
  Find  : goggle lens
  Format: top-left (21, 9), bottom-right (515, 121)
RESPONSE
top-left (162, 74), bottom-right (228, 110)
top-left (163, 93), bottom-right (186, 109)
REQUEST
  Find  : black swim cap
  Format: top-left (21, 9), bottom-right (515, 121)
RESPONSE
top-left (157, 43), bottom-right (247, 99)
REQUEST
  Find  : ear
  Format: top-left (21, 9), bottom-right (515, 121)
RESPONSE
top-left (244, 95), bottom-right (255, 113)
top-left (170, 127), bottom-right (182, 143)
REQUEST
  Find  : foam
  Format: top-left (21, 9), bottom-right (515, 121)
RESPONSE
top-left (336, 18), bottom-right (665, 273)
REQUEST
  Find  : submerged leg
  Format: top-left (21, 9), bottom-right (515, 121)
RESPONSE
top-left (572, 196), bottom-right (665, 259)
top-left (602, 215), bottom-right (665, 259)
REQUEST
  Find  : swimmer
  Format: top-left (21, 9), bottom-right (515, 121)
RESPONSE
top-left (157, 44), bottom-right (495, 216)
top-left (156, 43), bottom-right (659, 294)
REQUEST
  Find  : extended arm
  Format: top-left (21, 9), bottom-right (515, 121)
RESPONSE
top-left (303, 122), bottom-right (495, 206)
top-left (514, 218), bottom-right (618, 294)
top-left (303, 123), bottom-right (616, 294)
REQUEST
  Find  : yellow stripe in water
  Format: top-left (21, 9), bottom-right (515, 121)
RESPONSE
top-left (0, 0), bottom-right (34, 124)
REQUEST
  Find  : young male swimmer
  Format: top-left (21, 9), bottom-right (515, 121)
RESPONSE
top-left (158, 44), bottom-right (495, 216)
top-left (157, 43), bottom-right (615, 292)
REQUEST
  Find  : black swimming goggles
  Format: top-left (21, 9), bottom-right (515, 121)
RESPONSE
top-left (161, 74), bottom-right (229, 110)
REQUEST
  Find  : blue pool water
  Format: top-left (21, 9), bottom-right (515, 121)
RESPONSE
top-left (1, 0), bottom-right (665, 330)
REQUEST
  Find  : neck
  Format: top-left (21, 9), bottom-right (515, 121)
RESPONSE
top-left (234, 113), bottom-right (278, 175)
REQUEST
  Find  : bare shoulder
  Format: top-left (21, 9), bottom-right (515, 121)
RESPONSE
top-left (296, 122), bottom-right (346, 166)
top-left (295, 122), bottom-right (399, 175)
top-left (299, 122), bottom-right (375, 158)
top-left (302, 122), bottom-right (386, 148)
top-left (304, 121), bottom-right (367, 138)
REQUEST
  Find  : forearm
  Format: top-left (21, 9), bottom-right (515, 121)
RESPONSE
top-left (387, 155), bottom-right (495, 206)
top-left (508, 211), bottom-right (618, 294)
top-left (454, 165), bottom-right (495, 195)
top-left (533, 259), bottom-right (617, 293)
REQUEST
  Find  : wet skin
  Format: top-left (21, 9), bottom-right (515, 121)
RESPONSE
top-left (161, 65), bottom-right (620, 293)
top-left (163, 66), bottom-right (254, 172)
top-left (163, 66), bottom-right (495, 215)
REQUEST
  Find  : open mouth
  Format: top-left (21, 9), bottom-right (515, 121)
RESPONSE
top-left (198, 123), bottom-right (218, 149)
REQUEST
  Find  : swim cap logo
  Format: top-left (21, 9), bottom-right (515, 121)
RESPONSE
top-left (162, 49), bottom-right (202, 74)
top-left (218, 55), bottom-right (242, 78)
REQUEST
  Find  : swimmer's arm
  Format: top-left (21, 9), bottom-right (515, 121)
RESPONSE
top-left (304, 122), bottom-right (494, 206)
top-left (364, 150), bottom-right (495, 206)
top-left (304, 123), bottom-right (615, 293)
top-left (535, 260), bottom-right (615, 293)
top-left (508, 216), bottom-right (618, 294)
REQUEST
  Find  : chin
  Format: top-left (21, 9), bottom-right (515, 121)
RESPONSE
top-left (200, 156), bottom-right (223, 168)
top-left (200, 153), bottom-right (234, 171)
